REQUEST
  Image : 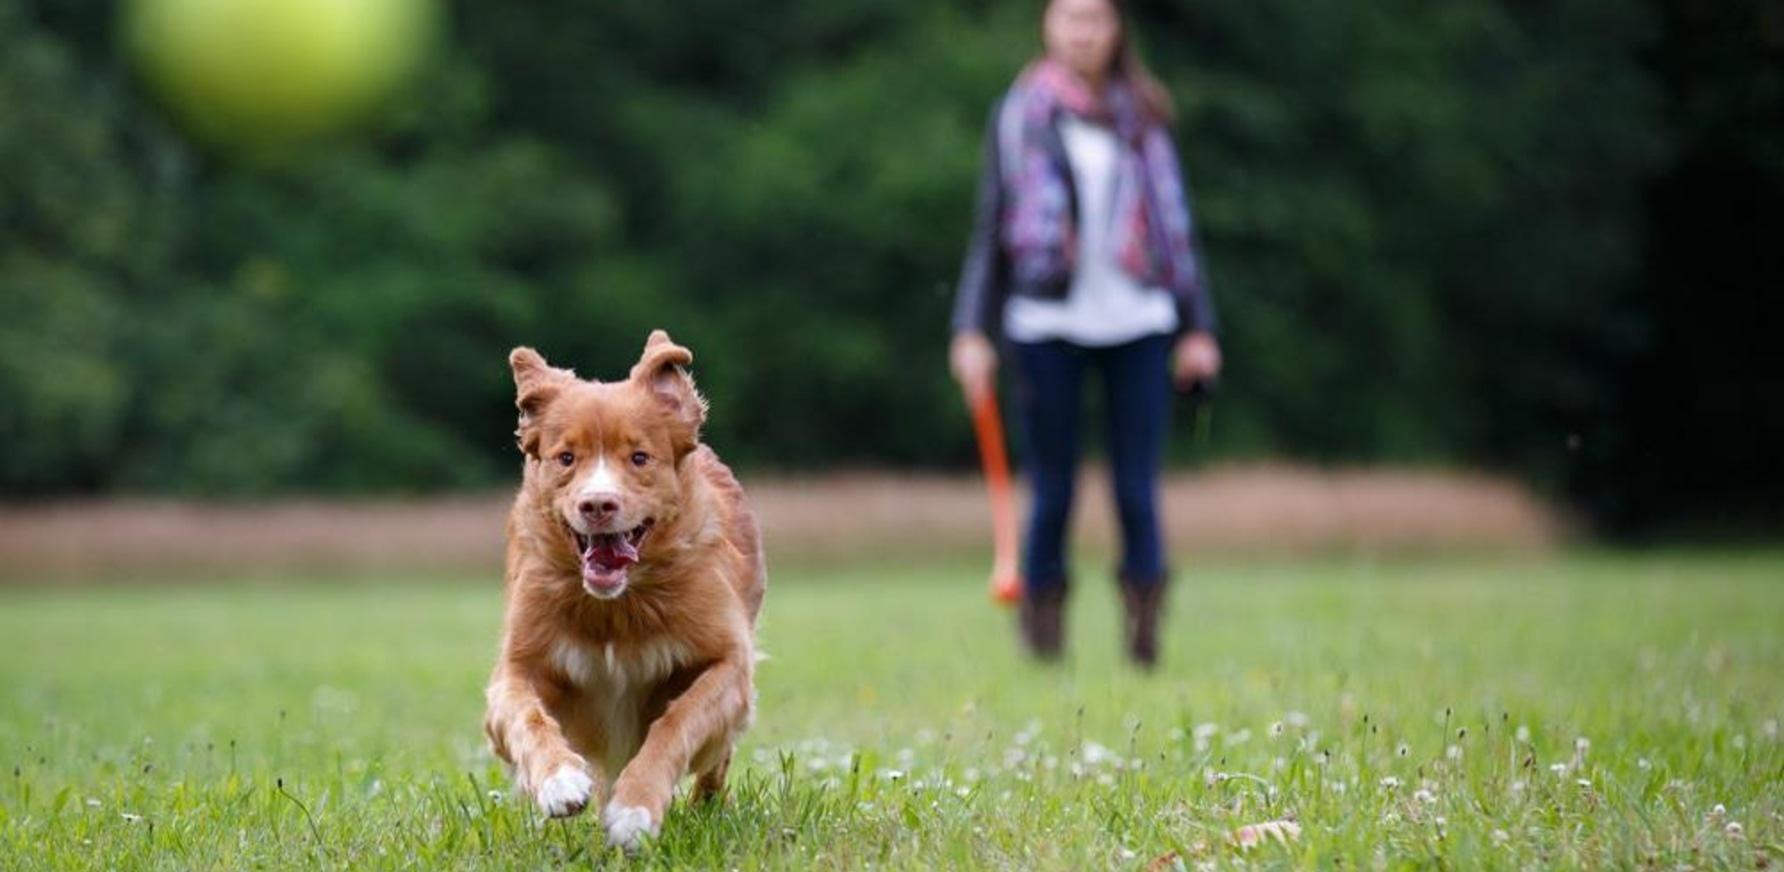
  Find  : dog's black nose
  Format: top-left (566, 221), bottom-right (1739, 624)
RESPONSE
top-left (579, 496), bottom-right (620, 520)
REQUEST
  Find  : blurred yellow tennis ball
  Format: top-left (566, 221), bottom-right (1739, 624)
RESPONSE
top-left (124, 0), bottom-right (438, 153)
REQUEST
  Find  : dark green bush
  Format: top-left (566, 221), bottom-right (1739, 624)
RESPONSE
top-left (2, 0), bottom-right (1778, 531)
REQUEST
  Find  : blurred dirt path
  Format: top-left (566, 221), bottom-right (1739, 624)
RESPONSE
top-left (0, 465), bottom-right (1562, 582)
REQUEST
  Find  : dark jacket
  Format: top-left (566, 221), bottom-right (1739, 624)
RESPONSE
top-left (950, 97), bottom-right (1219, 341)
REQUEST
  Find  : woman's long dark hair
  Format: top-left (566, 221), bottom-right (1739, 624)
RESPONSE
top-left (1047, 0), bottom-right (1176, 125)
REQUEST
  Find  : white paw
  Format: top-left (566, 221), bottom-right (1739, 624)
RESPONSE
top-left (602, 802), bottom-right (657, 851)
top-left (535, 765), bottom-right (593, 818)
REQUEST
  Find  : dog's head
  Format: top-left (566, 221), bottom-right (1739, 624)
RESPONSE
top-left (509, 330), bottom-right (708, 600)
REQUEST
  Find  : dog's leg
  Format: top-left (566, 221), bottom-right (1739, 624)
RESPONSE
top-left (484, 669), bottom-right (596, 819)
top-left (603, 652), bottom-right (753, 850)
top-left (690, 744), bottom-right (732, 804)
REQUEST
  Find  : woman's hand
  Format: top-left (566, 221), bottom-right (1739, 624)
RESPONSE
top-left (949, 331), bottom-right (998, 405)
top-left (1172, 331), bottom-right (1221, 390)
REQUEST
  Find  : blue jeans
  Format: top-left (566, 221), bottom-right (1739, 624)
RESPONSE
top-left (1009, 333), bottom-right (1172, 594)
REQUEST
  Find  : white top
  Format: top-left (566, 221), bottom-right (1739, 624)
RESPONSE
top-left (1003, 115), bottom-right (1179, 347)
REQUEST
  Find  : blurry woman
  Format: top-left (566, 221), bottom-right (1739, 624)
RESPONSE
top-left (949, 0), bottom-right (1221, 667)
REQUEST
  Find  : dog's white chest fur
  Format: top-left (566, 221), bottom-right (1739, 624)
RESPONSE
top-left (551, 637), bottom-right (690, 774)
top-left (552, 637), bottom-right (687, 692)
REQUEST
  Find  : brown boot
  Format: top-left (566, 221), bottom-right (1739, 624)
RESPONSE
top-left (1119, 576), bottom-right (1166, 669)
top-left (1018, 583), bottom-right (1067, 661)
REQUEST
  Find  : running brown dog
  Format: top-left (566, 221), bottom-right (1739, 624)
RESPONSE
top-left (483, 330), bottom-right (765, 850)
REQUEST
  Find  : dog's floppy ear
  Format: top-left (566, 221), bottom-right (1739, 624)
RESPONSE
top-left (629, 330), bottom-right (707, 457)
top-left (509, 347), bottom-right (573, 458)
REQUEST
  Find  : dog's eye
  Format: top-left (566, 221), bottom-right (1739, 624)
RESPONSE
top-left (557, 452), bottom-right (575, 467)
top-left (631, 451), bottom-right (650, 467)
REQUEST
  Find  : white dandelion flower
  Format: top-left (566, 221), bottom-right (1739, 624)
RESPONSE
top-left (1379, 776), bottom-right (1401, 788)
top-left (1726, 821), bottom-right (1744, 838)
top-left (1397, 743), bottom-right (1410, 757)
top-left (1446, 745), bottom-right (1463, 761)
top-left (1413, 788), bottom-right (1436, 804)
top-left (1515, 725), bottom-right (1531, 743)
top-left (1081, 741), bottom-right (1116, 766)
top-left (1191, 723), bottom-right (1220, 752)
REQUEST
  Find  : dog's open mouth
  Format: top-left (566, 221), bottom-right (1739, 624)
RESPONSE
top-left (569, 522), bottom-right (653, 596)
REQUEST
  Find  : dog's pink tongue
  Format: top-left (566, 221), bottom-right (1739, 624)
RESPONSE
top-left (589, 534), bottom-right (639, 569)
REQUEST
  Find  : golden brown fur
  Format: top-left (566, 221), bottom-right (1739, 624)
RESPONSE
top-left (482, 331), bottom-right (765, 850)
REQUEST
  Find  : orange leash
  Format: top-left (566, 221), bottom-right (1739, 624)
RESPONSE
top-left (971, 392), bottom-right (1022, 606)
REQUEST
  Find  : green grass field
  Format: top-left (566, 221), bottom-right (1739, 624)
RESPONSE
top-left (2, 552), bottom-right (1780, 869)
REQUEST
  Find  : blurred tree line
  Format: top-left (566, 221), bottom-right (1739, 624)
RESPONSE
top-left (2, 0), bottom-right (1778, 532)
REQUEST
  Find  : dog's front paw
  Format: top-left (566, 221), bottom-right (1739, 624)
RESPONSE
top-left (535, 765), bottom-right (593, 818)
top-left (602, 801), bottom-right (658, 852)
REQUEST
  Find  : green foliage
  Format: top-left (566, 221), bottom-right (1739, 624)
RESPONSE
top-left (0, 554), bottom-right (1780, 866)
top-left (1, 0), bottom-right (1770, 524)
top-left (0, 6), bottom-right (178, 491)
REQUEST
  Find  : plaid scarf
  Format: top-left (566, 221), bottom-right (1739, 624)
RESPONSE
top-left (998, 58), bottom-right (1201, 296)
